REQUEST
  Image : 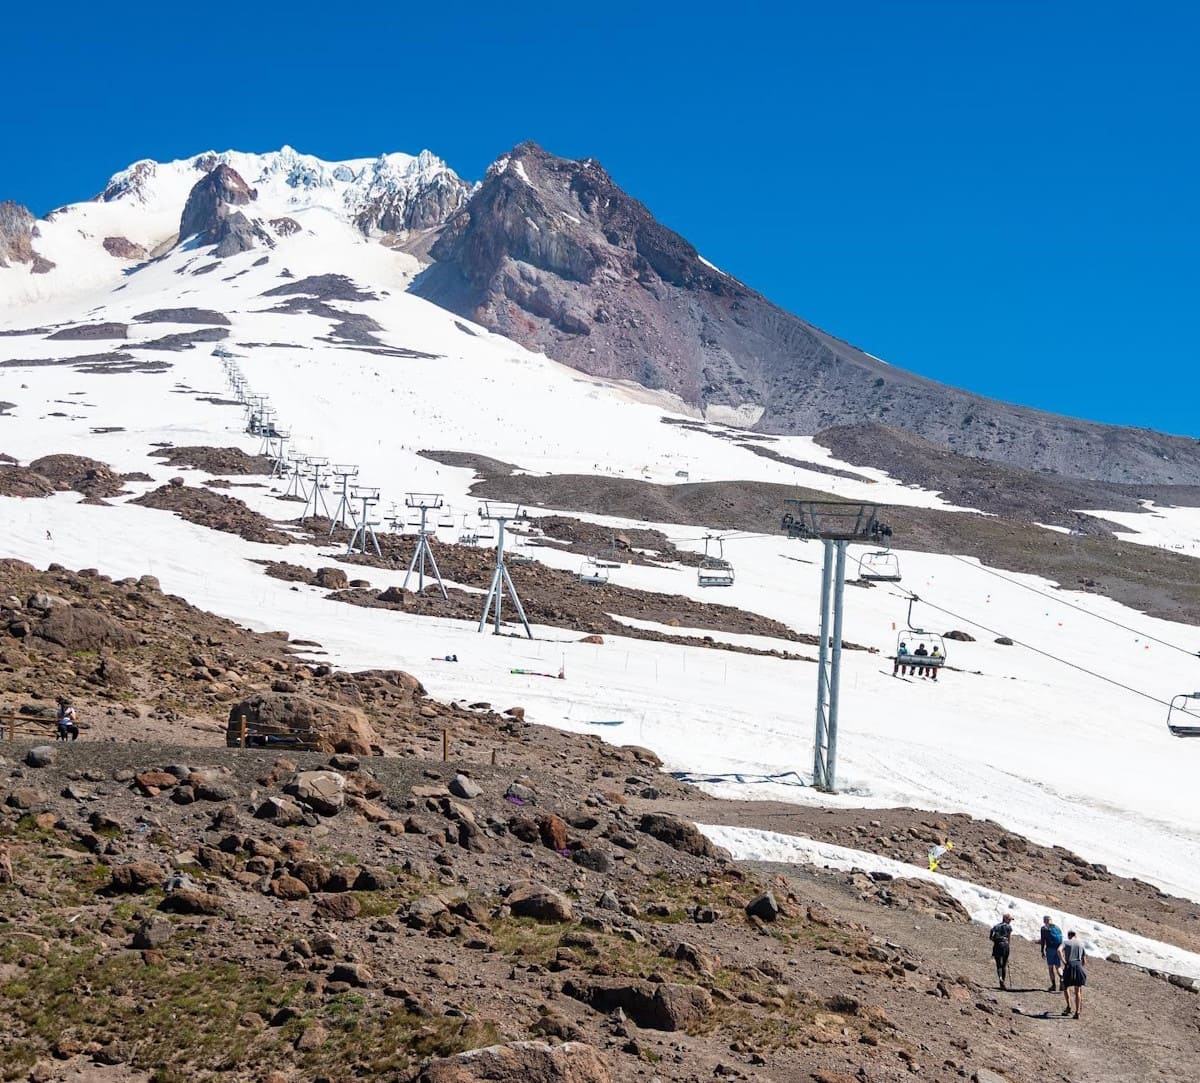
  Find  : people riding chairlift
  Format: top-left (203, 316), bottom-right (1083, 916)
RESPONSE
top-left (894, 642), bottom-right (910, 677)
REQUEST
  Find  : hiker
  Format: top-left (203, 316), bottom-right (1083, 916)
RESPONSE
top-left (55, 698), bottom-right (79, 741)
top-left (894, 642), bottom-right (909, 676)
top-left (1059, 931), bottom-right (1087, 1018)
top-left (1040, 915), bottom-right (1064, 991)
top-left (989, 912), bottom-right (1014, 989)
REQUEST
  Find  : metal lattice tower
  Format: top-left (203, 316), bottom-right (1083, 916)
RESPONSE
top-left (265, 428), bottom-right (290, 477)
top-left (346, 487), bottom-right (382, 557)
top-left (284, 455), bottom-right (309, 500)
top-left (328, 465), bottom-right (359, 535)
top-left (301, 456), bottom-right (331, 521)
top-left (781, 500), bottom-right (888, 792)
top-left (402, 493), bottom-right (448, 600)
top-left (478, 501), bottom-right (532, 639)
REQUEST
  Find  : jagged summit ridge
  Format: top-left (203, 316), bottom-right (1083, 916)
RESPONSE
top-left (98, 146), bottom-right (470, 236)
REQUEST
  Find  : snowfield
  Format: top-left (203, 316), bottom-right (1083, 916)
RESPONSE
top-left (3, 152), bottom-right (1200, 952)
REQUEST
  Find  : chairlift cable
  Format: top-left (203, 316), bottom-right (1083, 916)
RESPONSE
top-left (896, 588), bottom-right (1176, 711)
top-left (943, 553), bottom-right (1200, 660)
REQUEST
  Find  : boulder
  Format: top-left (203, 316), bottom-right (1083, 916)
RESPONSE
top-left (415, 1041), bottom-right (611, 1083)
top-left (637, 813), bottom-right (721, 857)
top-left (24, 746), bottom-right (54, 769)
top-left (563, 979), bottom-right (712, 1031)
top-left (287, 770), bottom-right (346, 816)
top-left (105, 862), bottom-right (164, 894)
top-left (255, 796), bottom-right (305, 825)
top-left (314, 894), bottom-right (362, 921)
top-left (313, 567), bottom-right (349, 590)
top-left (158, 890), bottom-right (225, 916)
top-left (745, 891), bottom-right (781, 922)
top-left (271, 876), bottom-right (310, 901)
top-left (34, 606), bottom-right (135, 652)
top-left (132, 917), bottom-right (173, 949)
top-left (507, 883), bottom-right (574, 923)
top-left (226, 692), bottom-right (379, 754)
top-left (449, 774), bottom-right (482, 799)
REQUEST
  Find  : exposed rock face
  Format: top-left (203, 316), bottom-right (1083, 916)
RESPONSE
top-left (102, 236), bottom-right (147, 259)
top-left (415, 142), bottom-right (1200, 485)
top-left (0, 201), bottom-right (37, 267)
top-left (179, 164), bottom-right (271, 256)
top-left (351, 151), bottom-right (471, 235)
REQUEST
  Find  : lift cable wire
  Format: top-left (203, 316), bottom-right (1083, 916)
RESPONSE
top-left (895, 588), bottom-right (1177, 712)
top-left (943, 553), bottom-right (1200, 660)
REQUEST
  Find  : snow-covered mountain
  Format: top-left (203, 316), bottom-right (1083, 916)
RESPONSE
top-left (0, 146), bottom-right (469, 306)
top-left (5, 141), bottom-right (1200, 487)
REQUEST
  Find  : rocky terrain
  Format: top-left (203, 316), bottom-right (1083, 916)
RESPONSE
top-left (413, 142), bottom-right (1200, 486)
top-left (2, 563), bottom-right (1199, 1082)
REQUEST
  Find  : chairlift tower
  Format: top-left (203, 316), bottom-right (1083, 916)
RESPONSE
top-left (265, 429), bottom-right (289, 477)
top-left (346, 487), bottom-right (382, 557)
top-left (301, 456), bottom-right (331, 521)
top-left (284, 455), bottom-right (310, 500)
top-left (781, 500), bottom-right (889, 792)
top-left (477, 501), bottom-right (532, 639)
top-left (328, 465), bottom-right (359, 535)
top-left (402, 493), bottom-right (449, 600)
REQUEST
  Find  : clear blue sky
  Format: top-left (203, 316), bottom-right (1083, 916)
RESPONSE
top-left (6, 2), bottom-right (1197, 436)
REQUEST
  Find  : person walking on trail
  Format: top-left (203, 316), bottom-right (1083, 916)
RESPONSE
top-left (1059, 931), bottom-right (1087, 1018)
top-left (989, 912), bottom-right (1014, 989)
top-left (1040, 915), bottom-right (1064, 991)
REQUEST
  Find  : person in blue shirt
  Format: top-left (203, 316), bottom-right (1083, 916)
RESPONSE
top-left (1039, 915), bottom-right (1064, 991)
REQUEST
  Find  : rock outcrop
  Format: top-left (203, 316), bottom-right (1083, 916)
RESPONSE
top-left (0, 201), bottom-right (52, 272)
top-left (179, 164), bottom-right (271, 256)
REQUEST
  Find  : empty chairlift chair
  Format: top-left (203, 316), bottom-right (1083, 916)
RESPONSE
top-left (1167, 692), bottom-right (1200, 737)
top-left (697, 536), bottom-right (735, 588)
top-left (858, 549), bottom-right (902, 582)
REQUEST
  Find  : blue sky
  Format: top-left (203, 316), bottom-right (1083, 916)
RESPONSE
top-left (6, 2), bottom-right (1197, 436)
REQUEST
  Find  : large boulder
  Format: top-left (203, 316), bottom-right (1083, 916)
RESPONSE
top-left (414, 1041), bottom-right (610, 1083)
top-left (505, 883), bottom-right (574, 923)
top-left (34, 606), bottom-right (135, 652)
top-left (637, 813), bottom-right (722, 858)
top-left (562, 980), bottom-right (712, 1032)
top-left (226, 692), bottom-right (380, 754)
top-left (286, 770), bottom-right (346, 816)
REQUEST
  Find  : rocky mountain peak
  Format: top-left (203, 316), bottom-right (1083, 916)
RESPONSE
top-left (0, 200), bottom-right (53, 273)
top-left (179, 164), bottom-right (267, 257)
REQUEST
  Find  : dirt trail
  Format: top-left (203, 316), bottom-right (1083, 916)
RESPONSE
top-left (754, 861), bottom-right (1200, 1083)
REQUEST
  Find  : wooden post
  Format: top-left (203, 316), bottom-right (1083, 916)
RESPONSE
top-left (442, 728), bottom-right (448, 762)
top-left (240, 715), bottom-right (248, 749)
top-left (490, 749), bottom-right (497, 767)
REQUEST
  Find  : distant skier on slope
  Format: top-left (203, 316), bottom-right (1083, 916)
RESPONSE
top-left (989, 912), bottom-right (1014, 990)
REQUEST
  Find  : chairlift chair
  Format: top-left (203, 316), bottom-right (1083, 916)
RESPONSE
top-left (458, 514), bottom-right (480, 546)
top-left (579, 557), bottom-right (609, 586)
top-left (438, 504), bottom-right (455, 529)
top-left (1167, 692), bottom-right (1200, 737)
top-left (859, 550), bottom-right (902, 582)
top-left (895, 596), bottom-right (947, 678)
top-left (697, 536), bottom-right (735, 587)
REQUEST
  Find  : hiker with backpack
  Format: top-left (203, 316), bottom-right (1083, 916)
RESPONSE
top-left (1040, 915), bottom-right (1064, 991)
top-left (989, 912), bottom-right (1014, 989)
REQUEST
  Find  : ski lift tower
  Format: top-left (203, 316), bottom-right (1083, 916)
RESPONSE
top-left (328, 465), bottom-right (359, 535)
top-left (346, 487), bottom-right (382, 557)
top-left (403, 493), bottom-right (448, 600)
top-left (782, 500), bottom-right (889, 792)
top-left (301, 457), bottom-right (331, 522)
top-left (477, 501), bottom-right (532, 639)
